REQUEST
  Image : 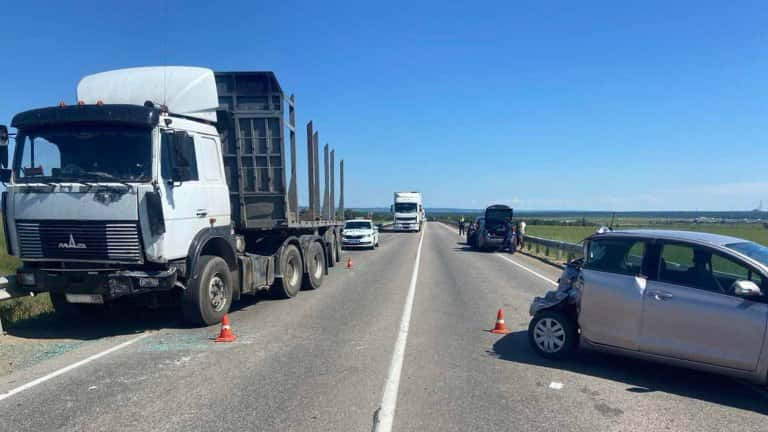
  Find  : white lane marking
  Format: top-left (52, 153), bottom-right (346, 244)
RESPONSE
top-left (0, 332), bottom-right (150, 402)
top-left (374, 224), bottom-right (426, 432)
top-left (494, 253), bottom-right (558, 286)
top-left (436, 222), bottom-right (558, 286)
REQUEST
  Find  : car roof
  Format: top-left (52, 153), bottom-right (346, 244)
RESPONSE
top-left (589, 229), bottom-right (748, 246)
top-left (344, 219), bottom-right (372, 224)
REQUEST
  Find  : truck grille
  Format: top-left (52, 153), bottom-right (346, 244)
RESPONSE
top-left (16, 221), bottom-right (142, 263)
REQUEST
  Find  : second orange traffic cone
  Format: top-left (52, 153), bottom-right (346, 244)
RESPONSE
top-left (489, 308), bottom-right (509, 334)
top-left (215, 314), bottom-right (236, 342)
top-left (346, 257), bottom-right (353, 269)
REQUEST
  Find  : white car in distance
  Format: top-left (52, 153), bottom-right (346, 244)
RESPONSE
top-left (342, 219), bottom-right (380, 250)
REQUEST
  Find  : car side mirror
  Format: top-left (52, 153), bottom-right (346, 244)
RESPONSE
top-left (0, 125), bottom-right (8, 168)
top-left (733, 280), bottom-right (762, 297)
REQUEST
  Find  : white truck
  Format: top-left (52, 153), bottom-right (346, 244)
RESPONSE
top-left (0, 66), bottom-right (346, 326)
top-left (391, 192), bottom-right (424, 232)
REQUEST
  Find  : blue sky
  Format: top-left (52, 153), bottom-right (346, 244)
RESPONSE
top-left (1, 0), bottom-right (766, 210)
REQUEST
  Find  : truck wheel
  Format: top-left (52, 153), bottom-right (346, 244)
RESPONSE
top-left (330, 235), bottom-right (339, 264)
top-left (183, 255), bottom-right (233, 326)
top-left (335, 234), bottom-right (341, 262)
top-left (271, 244), bottom-right (303, 298)
top-left (528, 310), bottom-right (578, 360)
top-left (303, 241), bottom-right (325, 290)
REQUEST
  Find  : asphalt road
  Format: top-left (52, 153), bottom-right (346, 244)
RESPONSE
top-left (1, 222), bottom-right (768, 431)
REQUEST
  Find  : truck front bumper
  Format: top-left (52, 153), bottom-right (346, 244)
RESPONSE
top-left (394, 223), bottom-right (419, 231)
top-left (19, 267), bottom-right (178, 301)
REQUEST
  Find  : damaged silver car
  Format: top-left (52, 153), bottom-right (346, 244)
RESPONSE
top-left (528, 229), bottom-right (768, 384)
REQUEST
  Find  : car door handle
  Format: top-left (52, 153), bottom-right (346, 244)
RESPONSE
top-left (196, 209), bottom-right (208, 217)
top-left (649, 290), bottom-right (673, 301)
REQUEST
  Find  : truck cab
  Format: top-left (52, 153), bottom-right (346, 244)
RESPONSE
top-left (392, 191), bottom-right (423, 232)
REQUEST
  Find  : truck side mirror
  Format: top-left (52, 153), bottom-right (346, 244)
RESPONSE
top-left (0, 125), bottom-right (8, 168)
top-left (172, 166), bottom-right (192, 183)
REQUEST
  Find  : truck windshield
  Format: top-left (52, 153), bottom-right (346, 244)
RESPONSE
top-left (13, 125), bottom-right (152, 183)
top-left (395, 203), bottom-right (417, 212)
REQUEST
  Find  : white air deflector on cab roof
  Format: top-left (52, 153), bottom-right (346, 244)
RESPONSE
top-left (76, 66), bottom-right (219, 122)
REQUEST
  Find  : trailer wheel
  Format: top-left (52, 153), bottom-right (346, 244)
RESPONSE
top-left (334, 233), bottom-right (341, 263)
top-left (328, 234), bottom-right (338, 265)
top-left (303, 241), bottom-right (325, 290)
top-left (271, 244), bottom-right (303, 299)
top-left (183, 255), bottom-right (233, 326)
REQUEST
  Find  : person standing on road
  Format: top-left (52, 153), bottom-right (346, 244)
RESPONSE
top-left (458, 219), bottom-right (465, 236)
top-left (499, 217), bottom-right (514, 252)
top-left (518, 220), bottom-right (526, 248)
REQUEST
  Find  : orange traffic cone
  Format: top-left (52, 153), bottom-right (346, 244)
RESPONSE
top-left (214, 314), bottom-right (236, 342)
top-left (346, 257), bottom-right (353, 269)
top-left (489, 308), bottom-right (509, 334)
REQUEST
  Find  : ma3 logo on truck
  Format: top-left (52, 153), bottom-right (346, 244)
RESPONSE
top-left (58, 234), bottom-right (87, 249)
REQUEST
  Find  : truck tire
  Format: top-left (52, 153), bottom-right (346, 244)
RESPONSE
top-left (330, 234), bottom-right (339, 264)
top-left (303, 241), bottom-right (325, 290)
top-left (271, 244), bottom-right (303, 298)
top-left (182, 255), bottom-right (233, 326)
top-left (335, 234), bottom-right (341, 262)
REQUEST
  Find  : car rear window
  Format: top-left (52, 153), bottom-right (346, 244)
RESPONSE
top-left (584, 238), bottom-right (645, 276)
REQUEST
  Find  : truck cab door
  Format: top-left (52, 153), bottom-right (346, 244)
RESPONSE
top-left (193, 134), bottom-right (230, 228)
top-left (159, 131), bottom-right (211, 261)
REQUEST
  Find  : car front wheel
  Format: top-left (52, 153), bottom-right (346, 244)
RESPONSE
top-left (528, 310), bottom-right (578, 359)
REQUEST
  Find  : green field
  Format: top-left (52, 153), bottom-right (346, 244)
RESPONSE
top-left (526, 223), bottom-right (768, 246)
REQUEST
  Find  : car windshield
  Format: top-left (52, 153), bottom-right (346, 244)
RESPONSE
top-left (13, 125), bottom-right (152, 182)
top-left (725, 242), bottom-right (768, 267)
top-left (345, 221), bottom-right (372, 229)
top-left (395, 203), bottom-right (417, 212)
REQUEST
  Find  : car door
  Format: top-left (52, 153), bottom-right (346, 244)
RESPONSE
top-left (159, 131), bottom-right (212, 260)
top-left (639, 242), bottom-right (768, 371)
top-left (578, 237), bottom-right (648, 350)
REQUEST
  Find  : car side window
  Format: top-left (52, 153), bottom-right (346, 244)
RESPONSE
top-left (583, 238), bottom-right (645, 276)
top-left (710, 253), bottom-right (766, 297)
top-left (657, 243), bottom-right (744, 295)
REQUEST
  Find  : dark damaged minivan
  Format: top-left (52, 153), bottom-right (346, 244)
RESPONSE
top-left (468, 204), bottom-right (513, 250)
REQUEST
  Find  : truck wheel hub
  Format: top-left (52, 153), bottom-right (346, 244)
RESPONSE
top-left (208, 275), bottom-right (227, 311)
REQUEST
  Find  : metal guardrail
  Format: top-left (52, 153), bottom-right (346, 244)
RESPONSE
top-left (522, 235), bottom-right (583, 263)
